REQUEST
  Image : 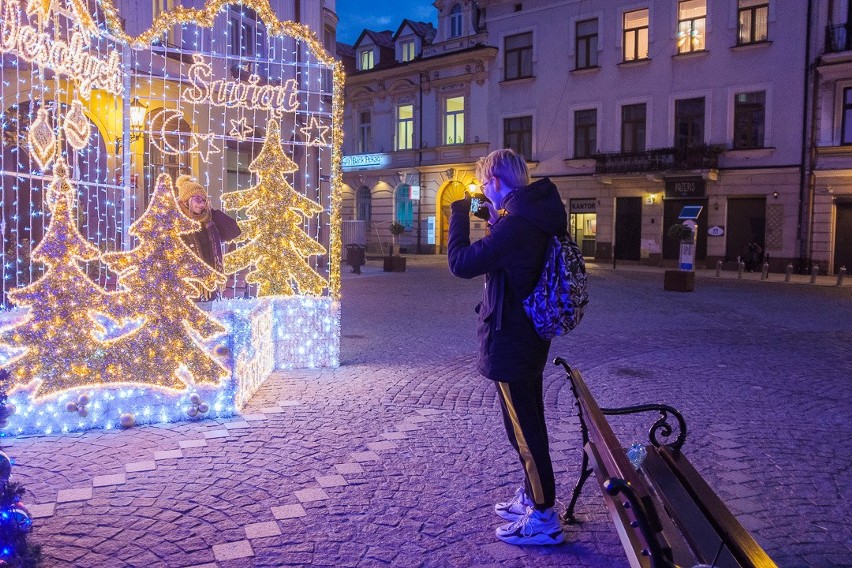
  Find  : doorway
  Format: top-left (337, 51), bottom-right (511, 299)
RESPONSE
top-left (725, 198), bottom-right (766, 263)
top-left (614, 197), bottom-right (642, 261)
top-left (835, 202), bottom-right (852, 273)
top-left (438, 181), bottom-right (466, 254)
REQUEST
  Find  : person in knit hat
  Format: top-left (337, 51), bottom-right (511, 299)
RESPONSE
top-left (175, 174), bottom-right (241, 300)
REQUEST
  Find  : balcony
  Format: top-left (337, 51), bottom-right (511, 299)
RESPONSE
top-left (594, 145), bottom-right (723, 175)
top-left (826, 23), bottom-right (852, 53)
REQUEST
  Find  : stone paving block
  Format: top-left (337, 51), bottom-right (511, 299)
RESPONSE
top-left (294, 487), bottom-right (330, 503)
top-left (316, 475), bottom-right (348, 488)
top-left (57, 487), bottom-right (93, 503)
top-left (278, 400), bottom-right (301, 407)
top-left (415, 408), bottom-right (443, 416)
top-left (183, 564), bottom-right (217, 568)
top-left (244, 521), bottom-right (282, 539)
top-left (350, 451), bottom-right (380, 462)
top-left (93, 473), bottom-right (126, 488)
top-left (179, 439), bottom-right (208, 449)
top-left (125, 461), bottom-right (157, 473)
top-left (366, 440), bottom-right (397, 451)
top-left (154, 449), bottom-right (184, 460)
top-left (212, 540), bottom-right (254, 562)
top-left (271, 504), bottom-right (307, 520)
top-left (394, 422), bottom-right (420, 432)
top-left (242, 414), bottom-right (268, 422)
top-left (223, 421), bottom-right (251, 429)
top-left (203, 429), bottom-right (229, 439)
top-left (380, 431), bottom-right (407, 440)
top-left (334, 462), bottom-right (363, 475)
top-left (480, 542), bottom-right (526, 560)
top-left (260, 406), bottom-right (285, 414)
top-left (28, 503), bottom-right (55, 518)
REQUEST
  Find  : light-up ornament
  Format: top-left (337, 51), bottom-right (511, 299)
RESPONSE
top-left (187, 132), bottom-right (221, 161)
top-left (63, 99), bottom-right (91, 151)
top-left (0, 159), bottom-right (128, 399)
top-left (24, 0), bottom-right (53, 24)
top-left (222, 119), bottom-right (327, 297)
top-left (27, 108), bottom-right (56, 171)
top-left (147, 107), bottom-right (186, 155)
top-left (229, 117), bottom-right (253, 141)
top-left (65, 393), bottom-right (91, 417)
top-left (182, 54), bottom-right (299, 118)
top-left (186, 392), bottom-right (209, 417)
top-left (299, 115), bottom-right (330, 147)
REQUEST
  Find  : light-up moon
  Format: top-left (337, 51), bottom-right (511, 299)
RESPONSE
top-left (148, 107), bottom-right (186, 155)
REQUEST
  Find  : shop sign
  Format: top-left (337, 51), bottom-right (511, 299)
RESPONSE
top-left (409, 185), bottom-right (420, 200)
top-left (665, 177), bottom-right (705, 198)
top-left (570, 199), bottom-right (596, 213)
top-left (708, 225), bottom-right (725, 237)
top-left (342, 153), bottom-right (389, 170)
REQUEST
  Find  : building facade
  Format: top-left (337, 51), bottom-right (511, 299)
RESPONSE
top-left (340, 0), bottom-right (849, 274)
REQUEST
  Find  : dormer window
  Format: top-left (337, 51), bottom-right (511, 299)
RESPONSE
top-left (400, 39), bottom-right (416, 62)
top-left (360, 49), bottom-right (375, 70)
top-left (450, 4), bottom-right (463, 38)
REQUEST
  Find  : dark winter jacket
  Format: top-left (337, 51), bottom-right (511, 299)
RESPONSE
top-left (448, 178), bottom-right (567, 382)
top-left (182, 209), bottom-right (241, 273)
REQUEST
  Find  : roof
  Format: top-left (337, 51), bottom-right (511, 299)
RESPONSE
top-left (353, 29), bottom-right (394, 50)
top-left (392, 20), bottom-right (437, 43)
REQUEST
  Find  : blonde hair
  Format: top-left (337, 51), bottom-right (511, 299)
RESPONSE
top-left (475, 149), bottom-right (529, 190)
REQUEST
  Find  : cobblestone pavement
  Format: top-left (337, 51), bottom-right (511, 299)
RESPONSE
top-left (7, 256), bottom-right (852, 567)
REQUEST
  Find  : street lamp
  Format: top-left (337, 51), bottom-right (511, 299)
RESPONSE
top-left (129, 97), bottom-right (147, 141)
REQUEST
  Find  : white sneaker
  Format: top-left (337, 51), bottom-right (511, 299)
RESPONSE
top-left (495, 506), bottom-right (564, 546)
top-left (494, 487), bottom-right (533, 521)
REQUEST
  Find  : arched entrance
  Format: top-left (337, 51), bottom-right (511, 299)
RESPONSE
top-left (437, 180), bottom-right (467, 254)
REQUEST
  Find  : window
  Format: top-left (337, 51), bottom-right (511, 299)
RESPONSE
top-left (396, 104), bottom-right (414, 150)
top-left (842, 89), bottom-right (852, 144)
top-left (677, 0), bottom-right (706, 53)
top-left (356, 186), bottom-right (372, 221)
top-left (395, 185), bottom-right (414, 229)
top-left (358, 111), bottom-right (371, 153)
top-left (733, 92), bottom-right (765, 148)
top-left (229, 15), bottom-right (255, 56)
top-left (360, 49), bottom-right (374, 70)
top-left (675, 97), bottom-right (705, 149)
top-left (621, 103), bottom-right (646, 153)
top-left (450, 4), bottom-right (463, 38)
top-left (623, 9), bottom-right (649, 61)
top-left (445, 96), bottom-right (465, 145)
top-left (504, 116), bottom-right (532, 160)
top-left (400, 39), bottom-right (416, 62)
top-left (738, 0), bottom-right (768, 45)
top-left (504, 32), bottom-right (533, 80)
top-left (574, 109), bottom-right (597, 158)
top-left (575, 18), bottom-right (599, 69)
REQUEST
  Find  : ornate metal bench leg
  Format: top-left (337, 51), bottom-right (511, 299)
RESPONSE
top-left (562, 450), bottom-right (592, 524)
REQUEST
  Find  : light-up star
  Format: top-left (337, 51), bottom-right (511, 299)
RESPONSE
top-left (25, 0), bottom-right (53, 23)
top-left (299, 116), bottom-right (330, 147)
top-left (229, 118), bottom-right (253, 141)
top-left (188, 133), bottom-right (221, 161)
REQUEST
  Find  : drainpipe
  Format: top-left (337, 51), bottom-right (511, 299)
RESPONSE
top-left (417, 70), bottom-right (425, 254)
top-left (799, 0), bottom-right (815, 269)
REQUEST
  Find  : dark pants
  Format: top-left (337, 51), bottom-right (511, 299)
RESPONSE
top-left (496, 375), bottom-right (555, 511)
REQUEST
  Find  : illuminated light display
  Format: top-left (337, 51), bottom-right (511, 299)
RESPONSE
top-left (0, 0), bottom-right (343, 435)
top-left (300, 116), bottom-right (330, 147)
top-left (222, 119), bottom-right (327, 297)
top-left (0, 0), bottom-right (123, 98)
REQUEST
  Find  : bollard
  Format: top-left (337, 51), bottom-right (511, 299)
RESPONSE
top-left (716, 259), bottom-right (722, 277)
top-left (738, 260), bottom-right (745, 279)
top-left (785, 263), bottom-right (793, 283)
top-left (838, 266), bottom-right (847, 287)
top-left (811, 264), bottom-right (819, 284)
top-left (761, 261), bottom-right (769, 280)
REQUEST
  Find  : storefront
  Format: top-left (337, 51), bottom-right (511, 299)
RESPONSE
top-left (569, 198), bottom-right (597, 258)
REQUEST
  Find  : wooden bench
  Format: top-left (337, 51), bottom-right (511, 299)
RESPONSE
top-left (554, 358), bottom-right (777, 568)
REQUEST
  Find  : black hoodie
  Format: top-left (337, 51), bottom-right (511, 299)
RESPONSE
top-left (448, 178), bottom-right (567, 382)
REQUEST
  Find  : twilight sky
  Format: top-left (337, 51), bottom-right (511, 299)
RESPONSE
top-left (335, 0), bottom-right (438, 45)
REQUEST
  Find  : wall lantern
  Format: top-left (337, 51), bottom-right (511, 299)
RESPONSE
top-left (129, 97), bottom-right (147, 140)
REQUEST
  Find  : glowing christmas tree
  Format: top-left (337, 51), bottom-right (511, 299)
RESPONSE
top-left (222, 119), bottom-right (327, 297)
top-left (0, 158), bottom-right (126, 400)
top-left (100, 174), bottom-right (229, 390)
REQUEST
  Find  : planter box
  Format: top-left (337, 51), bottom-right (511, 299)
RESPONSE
top-left (664, 269), bottom-right (695, 292)
top-left (383, 256), bottom-right (407, 272)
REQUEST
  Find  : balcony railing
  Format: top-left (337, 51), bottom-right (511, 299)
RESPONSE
top-left (594, 145), bottom-right (723, 175)
top-left (826, 23), bottom-right (852, 53)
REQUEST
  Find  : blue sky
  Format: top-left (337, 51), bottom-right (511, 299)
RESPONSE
top-left (335, 0), bottom-right (438, 45)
